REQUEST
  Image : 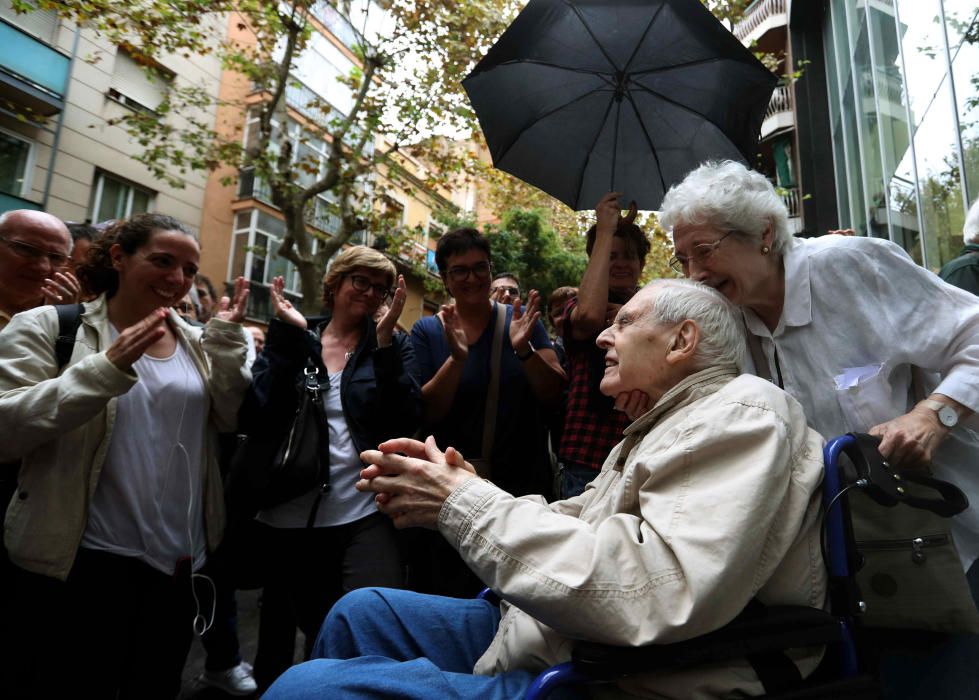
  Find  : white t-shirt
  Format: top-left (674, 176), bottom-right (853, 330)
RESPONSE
top-left (257, 369), bottom-right (375, 529)
top-left (82, 334), bottom-right (208, 574)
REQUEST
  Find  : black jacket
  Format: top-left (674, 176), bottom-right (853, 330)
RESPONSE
top-left (239, 315), bottom-right (421, 455)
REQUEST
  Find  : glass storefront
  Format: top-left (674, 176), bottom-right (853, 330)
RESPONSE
top-left (822, 0), bottom-right (977, 270)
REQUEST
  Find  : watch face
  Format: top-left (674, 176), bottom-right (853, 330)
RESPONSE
top-left (939, 405), bottom-right (958, 428)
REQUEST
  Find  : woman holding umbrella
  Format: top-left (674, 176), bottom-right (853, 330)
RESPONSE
top-left (658, 159), bottom-right (979, 700)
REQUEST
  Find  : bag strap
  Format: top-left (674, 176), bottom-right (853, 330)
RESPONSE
top-left (480, 302), bottom-right (506, 462)
top-left (303, 363), bottom-right (331, 528)
top-left (845, 433), bottom-right (969, 517)
top-left (54, 303), bottom-right (84, 371)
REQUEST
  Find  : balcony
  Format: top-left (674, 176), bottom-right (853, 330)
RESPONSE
top-left (309, 1), bottom-right (363, 52)
top-left (238, 167), bottom-right (343, 236)
top-left (0, 19), bottom-right (69, 117)
top-left (0, 190), bottom-right (42, 214)
top-left (779, 186), bottom-right (803, 234)
top-left (761, 84), bottom-right (794, 140)
top-left (733, 0), bottom-right (787, 46)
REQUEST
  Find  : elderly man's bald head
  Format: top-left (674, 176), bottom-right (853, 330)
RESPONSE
top-left (0, 209), bottom-right (72, 316)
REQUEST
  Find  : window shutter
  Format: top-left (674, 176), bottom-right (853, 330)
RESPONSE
top-left (0, 6), bottom-right (58, 44)
top-left (110, 50), bottom-right (166, 110)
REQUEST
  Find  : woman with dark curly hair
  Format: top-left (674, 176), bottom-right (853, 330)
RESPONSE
top-left (0, 213), bottom-right (252, 699)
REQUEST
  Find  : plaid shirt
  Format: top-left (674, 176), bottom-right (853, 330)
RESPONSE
top-left (558, 300), bottom-right (630, 470)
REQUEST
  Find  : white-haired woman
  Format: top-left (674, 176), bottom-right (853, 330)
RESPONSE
top-left (239, 245), bottom-right (420, 692)
top-left (659, 159), bottom-right (979, 700)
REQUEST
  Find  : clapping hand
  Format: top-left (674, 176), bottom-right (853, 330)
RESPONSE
top-left (106, 308), bottom-right (168, 371)
top-left (213, 276), bottom-right (250, 324)
top-left (440, 304), bottom-right (468, 361)
top-left (270, 275), bottom-right (306, 329)
top-left (376, 274), bottom-right (406, 347)
top-left (510, 290), bottom-right (541, 355)
top-left (42, 271), bottom-right (82, 305)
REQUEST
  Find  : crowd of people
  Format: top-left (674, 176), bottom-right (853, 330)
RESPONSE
top-left (0, 163), bottom-right (978, 699)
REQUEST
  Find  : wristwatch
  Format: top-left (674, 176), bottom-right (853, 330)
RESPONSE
top-left (921, 399), bottom-right (959, 428)
top-left (516, 343), bottom-right (535, 362)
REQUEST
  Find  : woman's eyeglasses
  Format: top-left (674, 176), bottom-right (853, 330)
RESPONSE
top-left (446, 261), bottom-right (491, 282)
top-left (0, 235), bottom-right (70, 268)
top-left (669, 231), bottom-right (735, 273)
top-left (348, 274), bottom-right (395, 299)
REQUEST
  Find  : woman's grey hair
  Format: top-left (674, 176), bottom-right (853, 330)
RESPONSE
top-left (965, 198), bottom-right (979, 245)
top-left (645, 278), bottom-right (747, 371)
top-left (658, 160), bottom-right (793, 255)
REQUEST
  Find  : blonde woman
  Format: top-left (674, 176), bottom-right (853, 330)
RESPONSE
top-left (240, 246), bottom-right (421, 691)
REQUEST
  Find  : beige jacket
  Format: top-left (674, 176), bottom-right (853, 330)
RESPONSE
top-left (438, 366), bottom-right (827, 699)
top-left (0, 295), bottom-right (250, 580)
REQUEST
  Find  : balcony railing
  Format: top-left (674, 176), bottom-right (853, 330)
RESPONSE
top-left (238, 168), bottom-right (344, 236)
top-left (0, 18), bottom-right (70, 116)
top-left (766, 84), bottom-right (793, 120)
top-left (733, 0), bottom-right (787, 43)
top-left (780, 186), bottom-right (801, 219)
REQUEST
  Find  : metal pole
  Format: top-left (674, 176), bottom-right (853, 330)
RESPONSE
top-left (937, 0), bottom-right (970, 213)
top-left (41, 21), bottom-right (80, 211)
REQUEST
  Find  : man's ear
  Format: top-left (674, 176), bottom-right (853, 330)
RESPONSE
top-left (109, 243), bottom-right (123, 269)
top-left (666, 320), bottom-right (699, 365)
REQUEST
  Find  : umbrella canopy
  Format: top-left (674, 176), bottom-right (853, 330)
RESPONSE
top-left (463, 0), bottom-right (777, 211)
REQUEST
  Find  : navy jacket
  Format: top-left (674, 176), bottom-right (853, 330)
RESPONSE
top-left (239, 315), bottom-right (421, 455)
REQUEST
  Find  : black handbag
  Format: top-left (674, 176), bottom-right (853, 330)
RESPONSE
top-left (227, 362), bottom-right (331, 528)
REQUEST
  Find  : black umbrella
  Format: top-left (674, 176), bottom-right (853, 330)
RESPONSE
top-left (462, 0), bottom-right (777, 211)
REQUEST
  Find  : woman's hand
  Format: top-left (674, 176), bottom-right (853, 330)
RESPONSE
top-left (213, 277), bottom-right (250, 324)
top-left (869, 404), bottom-right (948, 469)
top-left (270, 275), bottom-right (306, 329)
top-left (614, 389), bottom-right (651, 421)
top-left (106, 308), bottom-right (168, 371)
top-left (41, 271), bottom-right (82, 305)
top-left (376, 274), bottom-right (406, 348)
top-left (440, 304), bottom-right (468, 362)
top-left (510, 290), bottom-right (541, 355)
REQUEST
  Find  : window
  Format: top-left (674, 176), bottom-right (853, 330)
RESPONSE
top-left (228, 208), bottom-right (318, 296)
top-left (108, 47), bottom-right (171, 113)
top-left (90, 171), bottom-right (155, 222)
top-left (0, 128), bottom-right (34, 197)
top-left (0, 5), bottom-right (59, 44)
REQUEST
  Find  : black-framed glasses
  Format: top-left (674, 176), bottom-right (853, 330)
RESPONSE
top-left (446, 260), bottom-right (491, 282)
top-left (175, 302), bottom-right (196, 315)
top-left (347, 274), bottom-right (394, 299)
top-left (669, 231), bottom-right (736, 273)
top-left (0, 235), bottom-right (70, 268)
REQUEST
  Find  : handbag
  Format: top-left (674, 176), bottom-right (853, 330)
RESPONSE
top-left (744, 332), bottom-right (979, 633)
top-left (226, 361), bottom-right (330, 528)
top-left (841, 434), bottom-right (979, 633)
top-left (468, 301), bottom-right (506, 479)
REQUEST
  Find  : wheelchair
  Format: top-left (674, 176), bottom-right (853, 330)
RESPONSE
top-left (479, 433), bottom-right (969, 700)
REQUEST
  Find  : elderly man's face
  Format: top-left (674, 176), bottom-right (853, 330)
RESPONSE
top-left (489, 276), bottom-right (520, 305)
top-left (0, 211), bottom-right (71, 312)
top-left (596, 287), bottom-right (684, 402)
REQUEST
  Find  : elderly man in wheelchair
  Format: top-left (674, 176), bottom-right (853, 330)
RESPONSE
top-left (264, 279), bottom-right (828, 699)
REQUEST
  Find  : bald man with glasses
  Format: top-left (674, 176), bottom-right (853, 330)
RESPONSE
top-left (0, 210), bottom-right (79, 331)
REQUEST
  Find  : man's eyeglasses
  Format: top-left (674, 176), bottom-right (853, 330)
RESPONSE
top-left (446, 261), bottom-right (491, 282)
top-left (492, 285), bottom-right (519, 297)
top-left (348, 274), bottom-right (394, 299)
top-left (669, 231), bottom-right (736, 273)
top-left (0, 235), bottom-right (70, 268)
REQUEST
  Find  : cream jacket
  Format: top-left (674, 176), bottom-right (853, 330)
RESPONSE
top-left (0, 295), bottom-right (250, 580)
top-left (438, 366), bottom-right (827, 699)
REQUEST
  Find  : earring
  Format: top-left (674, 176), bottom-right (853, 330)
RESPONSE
top-left (761, 245), bottom-right (770, 255)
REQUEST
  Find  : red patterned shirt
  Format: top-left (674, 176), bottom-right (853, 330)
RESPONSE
top-left (557, 300), bottom-right (630, 470)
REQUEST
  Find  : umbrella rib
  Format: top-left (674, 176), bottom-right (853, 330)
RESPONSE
top-left (626, 81), bottom-right (747, 160)
top-left (629, 56), bottom-right (728, 76)
top-left (621, 1), bottom-right (667, 75)
top-left (623, 90), bottom-right (667, 196)
top-left (573, 92), bottom-right (619, 210)
top-left (564, 0), bottom-right (621, 73)
top-left (610, 98), bottom-right (621, 194)
top-left (490, 58), bottom-right (615, 82)
top-left (494, 85), bottom-right (615, 167)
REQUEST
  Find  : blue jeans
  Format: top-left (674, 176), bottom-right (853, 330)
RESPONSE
top-left (264, 587), bottom-right (572, 699)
